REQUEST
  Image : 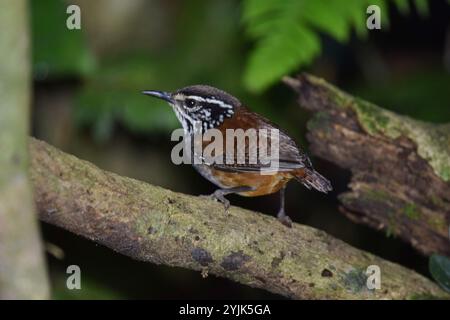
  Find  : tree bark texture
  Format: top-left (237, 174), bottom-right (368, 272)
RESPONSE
top-left (283, 73), bottom-right (450, 257)
top-left (30, 138), bottom-right (448, 299)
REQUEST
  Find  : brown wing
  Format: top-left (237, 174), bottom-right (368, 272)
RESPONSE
top-left (203, 105), bottom-right (311, 173)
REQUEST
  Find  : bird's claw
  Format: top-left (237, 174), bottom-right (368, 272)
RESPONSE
top-left (277, 210), bottom-right (292, 228)
top-left (200, 191), bottom-right (230, 213)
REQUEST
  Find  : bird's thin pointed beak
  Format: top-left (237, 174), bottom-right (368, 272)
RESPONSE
top-left (142, 90), bottom-right (174, 104)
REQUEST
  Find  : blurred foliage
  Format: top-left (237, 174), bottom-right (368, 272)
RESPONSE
top-left (31, 0), bottom-right (445, 139)
top-left (73, 0), bottom-right (268, 141)
top-left (31, 0), bottom-right (298, 142)
top-left (353, 70), bottom-right (450, 123)
top-left (74, 55), bottom-right (180, 141)
top-left (31, 0), bottom-right (95, 79)
top-left (429, 254), bottom-right (450, 293)
top-left (241, 0), bottom-right (430, 92)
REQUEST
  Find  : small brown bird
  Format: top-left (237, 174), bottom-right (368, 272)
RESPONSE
top-left (143, 85), bottom-right (332, 226)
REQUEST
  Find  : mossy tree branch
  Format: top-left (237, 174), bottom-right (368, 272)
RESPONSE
top-left (30, 138), bottom-right (448, 299)
top-left (0, 0), bottom-right (50, 299)
top-left (284, 73), bottom-right (450, 257)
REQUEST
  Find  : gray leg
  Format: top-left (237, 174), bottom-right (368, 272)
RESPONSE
top-left (206, 186), bottom-right (253, 211)
top-left (277, 185), bottom-right (292, 227)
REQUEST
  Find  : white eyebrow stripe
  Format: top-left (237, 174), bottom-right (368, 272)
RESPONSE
top-left (186, 95), bottom-right (233, 109)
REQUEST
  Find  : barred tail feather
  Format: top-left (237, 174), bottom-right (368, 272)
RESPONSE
top-left (295, 168), bottom-right (332, 193)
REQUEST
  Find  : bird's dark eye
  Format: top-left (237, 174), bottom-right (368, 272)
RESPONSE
top-left (185, 99), bottom-right (196, 108)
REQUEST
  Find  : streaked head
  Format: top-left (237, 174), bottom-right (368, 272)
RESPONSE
top-left (143, 85), bottom-right (240, 132)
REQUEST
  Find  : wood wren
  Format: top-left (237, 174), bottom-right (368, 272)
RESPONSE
top-left (143, 85), bottom-right (332, 227)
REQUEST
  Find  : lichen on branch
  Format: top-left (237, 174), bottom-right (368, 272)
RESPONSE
top-left (284, 73), bottom-right (450, 257)
top-left (29, 137), bottom-right (448, 299)
top-left (285, 75), bottom-right (450, 182)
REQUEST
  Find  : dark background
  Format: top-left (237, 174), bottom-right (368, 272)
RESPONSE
top-left (31, 0), bottom-right (450, 299)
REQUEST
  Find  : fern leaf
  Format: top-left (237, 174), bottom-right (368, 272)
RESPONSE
top-left (242, 0), bottom-right (393, 92)
top-left (244, 20), bottom-right (320, 92)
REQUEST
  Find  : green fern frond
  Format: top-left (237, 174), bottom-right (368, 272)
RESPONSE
top-left (242, 0), bottom-right (384, 92)
top-left (242, 0), bottom-right (424, 92)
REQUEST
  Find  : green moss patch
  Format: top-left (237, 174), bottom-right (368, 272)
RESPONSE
top-left (309, 75), bottom-right (450, 182)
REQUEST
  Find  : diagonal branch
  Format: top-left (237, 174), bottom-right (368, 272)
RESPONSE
top-left (30, 137), bottom-right (447, 299)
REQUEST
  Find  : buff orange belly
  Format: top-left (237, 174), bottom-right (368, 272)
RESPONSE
top-left (210, 168), bottom-right (293, 197)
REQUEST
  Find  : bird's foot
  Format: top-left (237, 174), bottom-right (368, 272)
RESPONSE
top-left (200, 187), bottom-right (253, 213)
top-left (277, 210), bottom-right (292, 228)
top-left (201, 190), bottom-right (230, 212)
